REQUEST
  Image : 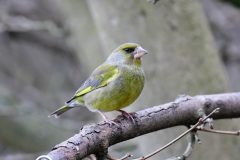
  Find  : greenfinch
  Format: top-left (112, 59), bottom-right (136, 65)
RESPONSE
top-left (50, 43), bottom-right (148, 123)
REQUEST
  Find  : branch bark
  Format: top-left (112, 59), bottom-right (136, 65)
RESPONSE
top-left (42, 92), bottom-right (240, 159)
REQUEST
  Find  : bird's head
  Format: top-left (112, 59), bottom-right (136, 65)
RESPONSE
top-left (107, 43), bottom-right (148, 66)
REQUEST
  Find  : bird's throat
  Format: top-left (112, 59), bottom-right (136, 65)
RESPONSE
top-left (133, 58), bottom-right (142, 67)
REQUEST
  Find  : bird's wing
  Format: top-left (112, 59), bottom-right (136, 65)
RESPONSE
top-left (66, 64), bottom-right (119, 103)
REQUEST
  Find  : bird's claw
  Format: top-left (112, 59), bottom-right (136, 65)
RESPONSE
top-left (104, 120), bottom-right (119, 127)
top-left (118, 110), bottom-right (136, 124)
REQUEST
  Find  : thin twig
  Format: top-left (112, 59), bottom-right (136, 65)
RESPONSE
top-left (107, 153), bottom-right (133, 160)
top-left (165, 131), bottom-right (196, 160)
top-left (181, 131), bottom-right (196, 159)
top-left (197, 127), bottom-right (240, 136)
top-left (134, 108), bottom-right (220, 160)
top-left (120, 153), bottom-right (133, 160)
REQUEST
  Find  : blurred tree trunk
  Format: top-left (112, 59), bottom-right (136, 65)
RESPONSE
top-left (83, 0), bottom-right (238, 159)
top-left (202, 0), bottom-right (240, 92)
top-left (59, 0), bottom-right (105, 72)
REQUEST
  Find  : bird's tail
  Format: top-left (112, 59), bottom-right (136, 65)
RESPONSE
top-left (49, 105), bottom-right (73, 118)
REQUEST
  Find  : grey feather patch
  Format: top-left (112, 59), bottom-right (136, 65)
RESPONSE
top-left (91, 78), bottom-right (101, 87)
top-left (68, 101), bottom-right (81, 107)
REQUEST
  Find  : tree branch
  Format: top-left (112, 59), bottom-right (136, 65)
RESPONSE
top-left (39, 92), bottom-right (240, 160)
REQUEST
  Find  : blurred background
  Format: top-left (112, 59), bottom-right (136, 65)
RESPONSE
top-left (0, 0), bottom-right (239, 159)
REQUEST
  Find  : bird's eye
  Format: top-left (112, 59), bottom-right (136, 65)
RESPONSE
top-left (123, 47), bottom-right (135, 53)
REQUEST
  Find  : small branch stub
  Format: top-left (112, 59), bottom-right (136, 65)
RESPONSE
top-left (36, 155), bottom-right (52, 160)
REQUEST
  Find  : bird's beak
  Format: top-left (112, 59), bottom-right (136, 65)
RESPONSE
top-left (134, 46), bottom-right (148, 59)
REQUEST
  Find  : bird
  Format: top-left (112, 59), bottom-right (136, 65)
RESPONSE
top-left (49, 43), bottom-right (148, 124)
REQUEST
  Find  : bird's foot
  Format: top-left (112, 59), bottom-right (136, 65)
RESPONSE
top-left (118, 110), bottom-right (136, 123)
top-left (98, 111), bottom-right (119, 126)
top-left (104, 120), bottom-right (119, 126)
